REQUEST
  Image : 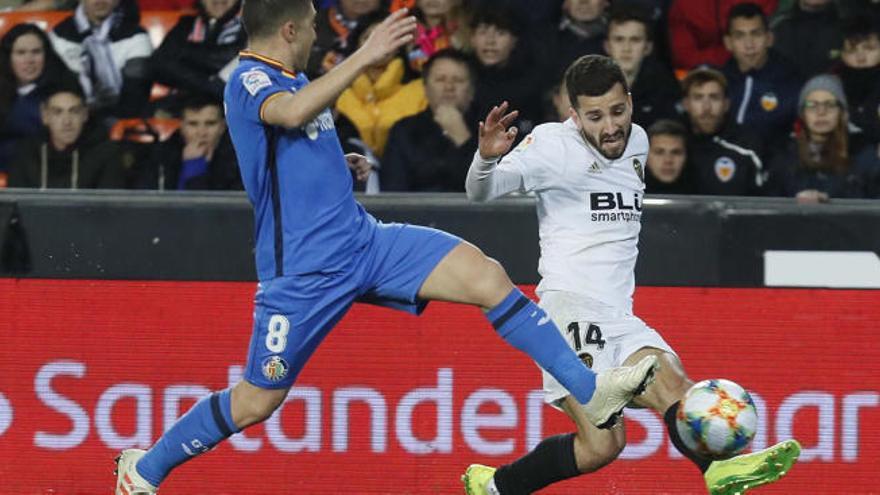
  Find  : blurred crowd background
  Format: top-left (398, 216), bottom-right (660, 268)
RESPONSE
top-left (0, 0), bottom-right (878, 201)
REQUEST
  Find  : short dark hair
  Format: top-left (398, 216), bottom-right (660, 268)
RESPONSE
top-left (841, 16), bottom-right (880, 45)
top-left (726, 2), bottom-right (768, 33)
top-left (607, 4), bottom-right (654, 42)
top-left (564, 55), bottom-right (629, 107)
top-left (39, 82), bottom-right (85, 105)
top-left (681, 67), bottom-right (728, 96)
top-left (469, 6), bottom-right (523, 37)
top-left (181, 93), bottom-right (223, 115)
top-left (423, 49), bottom-right (475, 85)
top-left (647, 119), bottom-right (687, 141)
top-left (242, 0), bottom-right (311, 40)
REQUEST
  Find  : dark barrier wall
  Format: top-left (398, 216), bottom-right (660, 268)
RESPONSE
top-left (1, 190), bottom-right (880, 286)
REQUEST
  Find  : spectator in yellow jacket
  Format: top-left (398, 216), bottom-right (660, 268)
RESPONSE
top-left (336, 13), bottom-right (427, 157)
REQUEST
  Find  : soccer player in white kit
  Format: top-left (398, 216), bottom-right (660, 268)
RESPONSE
top-left (461, 55), bottom-right (801, 495)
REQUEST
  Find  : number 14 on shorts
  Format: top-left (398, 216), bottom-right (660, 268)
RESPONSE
top-left (567, 322), bottom-right (605, 368)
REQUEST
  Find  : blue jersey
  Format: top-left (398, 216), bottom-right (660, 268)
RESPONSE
top-left (225, 51), bottom-right (375, 280)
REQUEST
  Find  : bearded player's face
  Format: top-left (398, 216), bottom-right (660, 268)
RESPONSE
top-left (569, 82), bottom-right (632, 160)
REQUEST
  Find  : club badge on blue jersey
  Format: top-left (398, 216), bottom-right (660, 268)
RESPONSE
top-left (262, 355), bottom-right (290, 382)
top-left (241, 68), bottom-right (272, 96)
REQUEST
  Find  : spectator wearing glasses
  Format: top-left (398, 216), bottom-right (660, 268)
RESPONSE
top-left (766, 74), bottom-right (880, 200)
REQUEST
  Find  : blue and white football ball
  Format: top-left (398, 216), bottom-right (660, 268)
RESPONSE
top-left (676, 379), bottom-right (758, 460)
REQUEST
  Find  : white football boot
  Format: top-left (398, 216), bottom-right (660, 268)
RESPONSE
top-left (115, 449), bottom-right (158, 495)
top-left (582, 355), bottom-right (659, 428)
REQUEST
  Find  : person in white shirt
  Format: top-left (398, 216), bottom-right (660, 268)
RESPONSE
top-left (461, 54), bottom-right (801, 495)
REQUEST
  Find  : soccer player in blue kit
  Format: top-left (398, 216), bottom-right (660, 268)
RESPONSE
top-left (113, 2), bottom-right (659, 493)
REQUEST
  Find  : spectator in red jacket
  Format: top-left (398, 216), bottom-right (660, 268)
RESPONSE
top-left (668, 0), bottom-right (777, 70)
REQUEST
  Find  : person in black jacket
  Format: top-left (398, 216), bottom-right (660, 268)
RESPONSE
top-left (0, 23), bottom-right (80, 174)
top-left (835, 17), bottom-right (880, 144)
top-left (722, 3), bottom-right (802, 150)
top-left (381, 49), bottom-right (477, 192)
top-left (771, 0), bottom-right (842, 78)
top-left (645, 119), bottom-right (694, 194)
top-left (541, 0), bottom-right (608, 82)
top-left (680, 67), bottom-right (766, 196)
top-left (136, 94), bottom-right (241, 191)
top-left (150, 0), bottom-right (246, 110)
top-left (468, 6), bottom-right (549, 133)
top-left (8, 84), bottom-right (126, 189)
top-left (603, 5), bottom-right (680, 129)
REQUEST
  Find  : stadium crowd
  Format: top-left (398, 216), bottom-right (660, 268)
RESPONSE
top-left (0, 0), bottom-right (878, 200)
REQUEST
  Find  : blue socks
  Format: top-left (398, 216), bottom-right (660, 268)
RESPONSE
top-left (136, 388), bottom-right (239, 486)
top-left (487, 288), bottom-right (596, 404)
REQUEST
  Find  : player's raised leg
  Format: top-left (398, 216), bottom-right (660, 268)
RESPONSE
top-left (118, 256), bottom-right (362, 494)
top-left (623, 347), bottom-right (801, 494)
top-left (115, 382), bottom-right (288, 494)
top-left (417, 241), bottom-right (658, 428)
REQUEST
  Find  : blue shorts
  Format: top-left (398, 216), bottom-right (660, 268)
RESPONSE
top-left (243, 223), bottom-right (461, 389)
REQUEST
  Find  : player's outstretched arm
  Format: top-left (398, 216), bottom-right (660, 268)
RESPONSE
top-left (262, 9), bottom-right (416, 129)
top-left (466, 101), bottom-right (525, 202)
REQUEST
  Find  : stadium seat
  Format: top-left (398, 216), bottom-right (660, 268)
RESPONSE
top-left (140, 10), bottom-right (189, 49)
top-left (390, 0), bottom-right (416, 11)
top-left (110, 118), bottom-right (180, 143)
top-left (0, 11), bottom-right (67, 37)
top-left (0, 10), bottom-right (188, 47)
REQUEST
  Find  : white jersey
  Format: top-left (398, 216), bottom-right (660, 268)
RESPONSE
top-left (466, 119), bottom-right (648, 313)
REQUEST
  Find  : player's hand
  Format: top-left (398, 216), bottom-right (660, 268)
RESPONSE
top-left (357, 8), bottom-right (417, 67)
top-left (345, 153), bottom-right (372, 182)
top-left (478, 101), bottom-right (519, 161)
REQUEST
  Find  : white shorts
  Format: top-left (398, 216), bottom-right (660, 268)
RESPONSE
top-left (539, 290), bottom-right (676, 409)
